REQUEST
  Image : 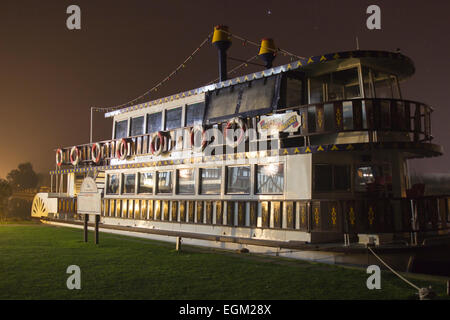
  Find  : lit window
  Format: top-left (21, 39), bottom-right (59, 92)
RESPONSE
top-left (138, 172), bottom-right (153, 194)
top-left (200, 168), bottom-right (221, 195)
top-left (106, 174), bottom-right (119, 194)
top-left (177, 169), bottom-right (195, 194)
top-left (256, 163), bottom-right (284, 194)
top-left (227, 166), bottom-right (251, 194)
top-left (157, 171), bottom-right (173, 194)
top-left (122, 173), bottom-right (136, 194)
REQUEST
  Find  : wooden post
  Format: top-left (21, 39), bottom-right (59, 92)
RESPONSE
top-left (94, 215), bottom-right (99, 244)
top-left (176, 237), bottom-right (182, 251)
top-left (84, 214), bottom-right (89, 242)
top-left (447, 280), bottom-right (449, 296)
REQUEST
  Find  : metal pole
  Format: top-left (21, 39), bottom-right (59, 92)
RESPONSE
top-left (84, 214), bottom-right (89, 242)
top-left (94, 215), bottom-right (99, 244)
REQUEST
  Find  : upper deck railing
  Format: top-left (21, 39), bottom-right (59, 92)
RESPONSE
top-left (55, 98), bottom-right (434, 168)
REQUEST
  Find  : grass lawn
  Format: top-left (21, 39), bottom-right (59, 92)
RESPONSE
top-left (0, 222), bottom-right (448, 300)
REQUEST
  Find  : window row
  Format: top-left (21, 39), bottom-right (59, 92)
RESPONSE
top-left (114, 102), bottom-right (205, 139)
top-left (106, 163), bottom-right (285, 196)
top-left (308, 65), bottom-right (401, 104)
top-left (313, 163), bottom-right (393, 193)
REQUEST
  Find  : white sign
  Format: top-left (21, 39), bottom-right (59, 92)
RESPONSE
top-left (257, 112), bottom-right (302, 134)
top-left (77, 177), bottom-right (101, 215)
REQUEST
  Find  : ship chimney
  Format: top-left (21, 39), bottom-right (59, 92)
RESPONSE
top-left (212, 25), bottom-right (232, 82)
top-left (258, 38), bottom-right (277, 69)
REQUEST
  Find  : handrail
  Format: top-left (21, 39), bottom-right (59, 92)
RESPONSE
top-left (54, 97), bottom-right (436, 167)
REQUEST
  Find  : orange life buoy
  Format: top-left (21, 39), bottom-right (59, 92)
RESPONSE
top-left (116, 138), bottom-right (128, 160)
top-left (91, 143), bottom-right (102, 164)
top-left (70, 146), bottom-right (80, 166)
top-left (150, 131), bottom-right (165, 156)
top-left (190, 125), bottom-right (207, 151)
top-left (224, 117), bottom-right (247, 148)
top-left (56, 148), bottom-right (64, 167)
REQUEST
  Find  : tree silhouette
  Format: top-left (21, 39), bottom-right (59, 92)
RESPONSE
top-left (6, 162), bottom-right (38, 191)
top-left (0, 179), bottom-right (12, 219)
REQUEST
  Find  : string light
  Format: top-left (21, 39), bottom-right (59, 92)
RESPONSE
top-left (92, 29), bottom-right (304, 113)
top-left (92, 33), bottom-right (212, 113)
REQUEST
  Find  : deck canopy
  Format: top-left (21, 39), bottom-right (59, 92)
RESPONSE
top-left (104, 50), bottom-right (415, 120)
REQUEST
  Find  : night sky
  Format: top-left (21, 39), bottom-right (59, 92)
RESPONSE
top-left (1, 0), bottom-right (449, 178)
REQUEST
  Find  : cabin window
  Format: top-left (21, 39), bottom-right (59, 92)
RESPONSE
top-left (157, 171), bottom-right (173, 194)
top-left (122, 173), bottom-right (136, 194)
top-left (372, 71), bottom-right (400, 99)
top-left (185, 102), bottom-right (205, 127)
top-left (309, 77), bottom-right (324, 103)
top-left (362, 67), bottom-right (375, 98)
top-left (165, 107), bottom-right (182, 130)
top-left (283, 75), bottom-right (304, 108)
top-left (206, 86), bottom-right (241, 120)
top-left (138, 172), bottom-right (153, 194)
top-left (309, 67), bottom-right (362, 103)
top-left (106, 174), bottom-right (119, 194)
top-left (130, 116), bottom-right (144, 136)
top-left (177, 169), bottom-right (195, 194)
top-left (355, 164), bottom-right (392, 192)
top-left (114, 120), bottom-right (128, 139)
top-left (226, 166), bottom-right (251, 194)
top-left (313, 164), bottom-right (351, 192)
top-left (256, 163), bottom-right (284, 194)
top-left (239, 77), bottom-right (276, 114)
top-left (146, 112), bottom-right (162, 134)
top-left (313, 164), bottom-right (333, 192)
top-left (200, 167), bottom-right (221, 195)
top-left (334, 165), bottom-right (351, 191)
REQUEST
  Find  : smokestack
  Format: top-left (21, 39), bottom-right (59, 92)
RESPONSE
top-left (258, 38), bottom-right (277, 69)
top-left (212, 25), bottom-right (232, 82)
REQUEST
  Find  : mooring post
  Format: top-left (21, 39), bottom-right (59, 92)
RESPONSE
top-left (94, 215), bottom-right (99, 245)
top-left (176, 237), bottom-right (182, 251)
top-left (84, 214), bottom-right (89, 242)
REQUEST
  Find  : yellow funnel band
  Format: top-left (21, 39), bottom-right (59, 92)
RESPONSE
top-left (212, 25), bottom-right (231, 43)
top-left (259, 38), bottom-right (276, 55)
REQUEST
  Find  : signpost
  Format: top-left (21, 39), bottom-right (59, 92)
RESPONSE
top-left (77, 177), bottom-right (102, 244)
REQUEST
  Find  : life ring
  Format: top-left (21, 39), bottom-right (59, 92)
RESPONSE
top-left (116, 138), bottom-right (128, 160)
top-left (70, 146), bottom-right (80, 166)
top-left (56, 149), bottom-right (64, 167)
top-left (190, 125), bottom-right (207, 151)
top-left (91, 143), bottom-right (102, 164)
top-left (150, 131), bottom-right (165, 156)
top-left (224, 117), bottom-right (247, 148)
